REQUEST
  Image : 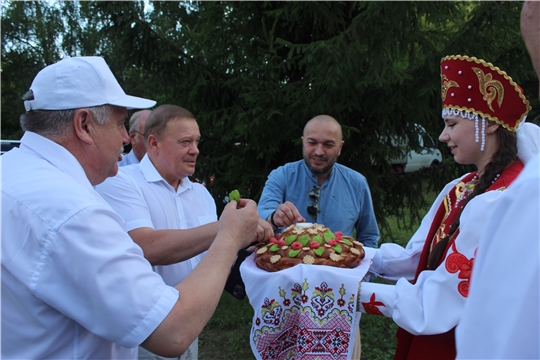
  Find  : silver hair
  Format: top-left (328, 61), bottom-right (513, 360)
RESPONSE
top-left (20, 92), bottom-right (113, 137)
top-left (128, 110), bottom-right (146, 132)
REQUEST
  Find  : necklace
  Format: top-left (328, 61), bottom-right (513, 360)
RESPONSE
top-left (455, 173), bottom-right (501, 209)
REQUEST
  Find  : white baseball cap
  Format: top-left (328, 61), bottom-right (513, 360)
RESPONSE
top-left (24, 56), bottom-right (156, 111)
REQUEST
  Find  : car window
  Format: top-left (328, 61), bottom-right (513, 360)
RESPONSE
top-left (422, 133), bottom-right (436, 149)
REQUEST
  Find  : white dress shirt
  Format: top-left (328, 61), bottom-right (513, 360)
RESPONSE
top-left (1, 132), bottom-right (178, 359)
top-left (119, 149), bottom-right (140, 166)
top-left (96, 155), bottom-right (217, 286)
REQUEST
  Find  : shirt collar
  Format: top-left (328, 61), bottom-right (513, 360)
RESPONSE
top-left (139, 154), bottom-right (163, 183)
top-left (139, 154), bottom-right (193, 193)
top-left (178, 176), bottom-right (193, 193)
top-left (21, 131), bottom-right (93, 191)
top-left (300, 159), bottom-right (335, 188)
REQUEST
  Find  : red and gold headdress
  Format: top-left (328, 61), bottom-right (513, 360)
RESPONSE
top-left (441, 55), bottom-right (531, 132)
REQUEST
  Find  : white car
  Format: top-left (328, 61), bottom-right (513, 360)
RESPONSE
top-left (388, 125), bottom-right (443, 174)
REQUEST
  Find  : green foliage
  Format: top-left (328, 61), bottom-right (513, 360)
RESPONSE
top-left (2, 1), bottom-right (538, 241)
top-left (199, 293), bottom-right (256, 360)
top-left (360, 309), bottom-right (399, 360)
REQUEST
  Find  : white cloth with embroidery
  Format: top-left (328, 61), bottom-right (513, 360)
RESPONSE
top-left (241, 248), bottom-right (375, 360)
top-left (358, 176), bottom-right (511, 335)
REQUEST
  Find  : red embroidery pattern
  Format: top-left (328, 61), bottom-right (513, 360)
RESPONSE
top-left (253, 280), bottom-right (357, 359)
top-left (445, 242), bottom-right (474, 297)
top-left (361, 293), bottom-right (385, 316)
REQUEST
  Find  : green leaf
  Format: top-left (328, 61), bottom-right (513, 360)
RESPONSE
top-left (312, 235), bottom-right (323, 244)
top-left (324, 230), bottom-right (335, 243)
top-left (285, 235), bottom-right (297, 245)
top-left (313, 247), bottom-right (325, 257)
top-left (228, 189), bottom-right (240, 202)
top-left (298, 234), bottom-right (310, 246)
top-left (270, 244), bottom-right (280, 252)
top-left (289, 249), bottom-right (301, 258)
top-left (333, 244), bottom-right (343, 254)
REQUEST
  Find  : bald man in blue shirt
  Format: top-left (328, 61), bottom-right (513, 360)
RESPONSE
top-left (258, 115), bottom-right (379, 249)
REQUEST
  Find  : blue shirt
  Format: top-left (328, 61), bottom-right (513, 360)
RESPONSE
top-left (257, 160), bottom-right (380, 248)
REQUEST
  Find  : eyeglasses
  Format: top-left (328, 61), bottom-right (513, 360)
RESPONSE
top-left (132, 130), bottom-right (144, 136)
top-left (307, 185), bottom-right (320, 219)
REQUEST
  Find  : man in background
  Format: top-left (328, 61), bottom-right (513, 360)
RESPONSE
top-left (258, 114), bottom-right (379, 248)
top-left (257, 114), bottom-right (380, 358)
top-left (119, 109), bottom-right (151, 166)
top-left (97, 104), bottom-right (273, 360)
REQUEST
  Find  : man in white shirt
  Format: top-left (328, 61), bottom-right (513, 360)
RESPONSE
top-left (98, 104), bottom-right (273, 360)
top-left (119, 109), bottom-right (151, 166)
top-left (456, 1), bottom-right (540, 358)
top-left (1, 56), bottom-right (266, 359)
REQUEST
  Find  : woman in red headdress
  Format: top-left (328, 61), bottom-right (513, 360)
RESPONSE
top-left (357, 55), bottom-right (538, 359)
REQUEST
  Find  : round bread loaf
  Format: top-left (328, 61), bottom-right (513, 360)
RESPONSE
top-left (254, 223), bottom-right (365, 272)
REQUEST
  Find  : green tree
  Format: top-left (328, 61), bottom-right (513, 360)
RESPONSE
top-left (2, 1), bottom-right (538, 242)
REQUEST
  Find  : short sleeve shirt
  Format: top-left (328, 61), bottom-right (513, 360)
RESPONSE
top-left (96, 155), bottom-right (218, 286)
top-left (1, 132), bottom-right (178, 359)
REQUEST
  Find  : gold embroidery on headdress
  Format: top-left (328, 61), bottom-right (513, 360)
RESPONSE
top-left (473, 67), bottom-right (504, 111)
top-left (441, 75), bottom-right (459, 101)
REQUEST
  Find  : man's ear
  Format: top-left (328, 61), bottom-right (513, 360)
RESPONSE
top-left (147, 134), bottom-right (159, 153)
top-left (72, 109), bottom-right (94, 145)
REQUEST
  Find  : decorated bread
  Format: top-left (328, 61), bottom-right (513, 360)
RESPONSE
top-left (254, 223), bottom-right (365, 272)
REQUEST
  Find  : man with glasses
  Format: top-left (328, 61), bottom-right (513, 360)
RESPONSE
top-left (258, 114), bottom-right (379, 248)
top-left (119, 109), bottom-right (151, 166)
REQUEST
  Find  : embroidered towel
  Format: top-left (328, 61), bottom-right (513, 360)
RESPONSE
top-left (241, 248), bottom-right (375, 360)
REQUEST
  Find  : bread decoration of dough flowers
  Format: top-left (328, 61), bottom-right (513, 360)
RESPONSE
top-left (254, 223), bottom-right (365, 272)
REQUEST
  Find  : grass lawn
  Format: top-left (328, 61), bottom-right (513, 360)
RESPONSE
top-left (199, 194), bottom-right (432, 360)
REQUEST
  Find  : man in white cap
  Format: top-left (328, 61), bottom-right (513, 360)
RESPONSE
top-left (119, 109), bottom-right (151, 166)
top-left (1, 56), bottom-right (264, 359)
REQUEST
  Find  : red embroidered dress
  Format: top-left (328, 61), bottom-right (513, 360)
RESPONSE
top-left (358, 161), bottom-right (523, 360)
